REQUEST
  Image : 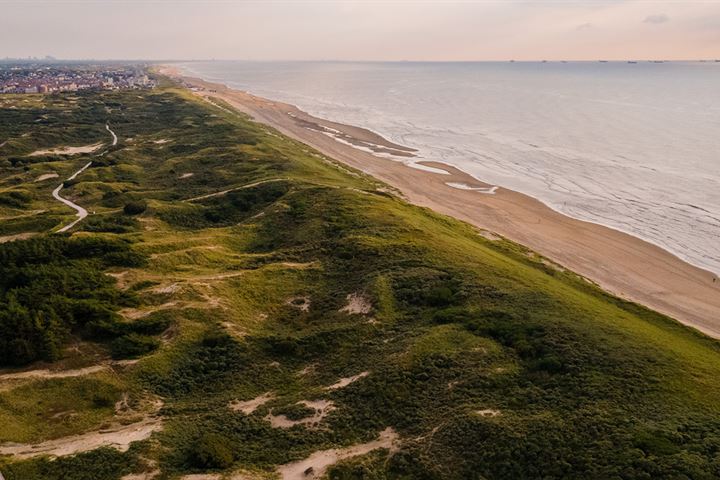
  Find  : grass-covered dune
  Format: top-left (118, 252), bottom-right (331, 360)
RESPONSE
top-left (1, 80), bottom-right (720, 479)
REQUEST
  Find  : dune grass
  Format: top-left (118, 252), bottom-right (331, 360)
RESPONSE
top-left (1, 82), bottom-right (720, 479)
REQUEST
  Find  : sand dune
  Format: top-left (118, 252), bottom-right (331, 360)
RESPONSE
top-left (161, 69), bottom-right (720, 339)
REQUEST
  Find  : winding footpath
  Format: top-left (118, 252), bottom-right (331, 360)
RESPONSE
top-left (52, 124), bottom-right (117, 233)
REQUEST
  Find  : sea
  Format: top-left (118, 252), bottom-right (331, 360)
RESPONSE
top-left (176, 61), bottom-right (720, 276)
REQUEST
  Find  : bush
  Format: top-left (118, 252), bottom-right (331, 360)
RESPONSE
top-left (0, 189), bottom-right (32, 208)
top-left (192, 433), bottom-right (235, 469)
top-left (0, 235), bottom-right (153, 366)
top-left (111, 333), bottom-right (160, 359)
top-left (123, 200), bottom-right (147, 215)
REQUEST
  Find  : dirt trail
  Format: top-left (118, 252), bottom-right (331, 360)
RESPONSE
top-left (276, 427), bottom-right (398, 480)
top-left (51, 123), bottom-right (118, 233)
top-left (325, 372), bottom-right (369, 390)
top-left (0, 417), bottom-right (162, 459)
top-left (0, 364), bottom-right (106, 383)
top-left (0, 360), bottom-right (137, 391)
top-left (229, 392), bottom-right (274, 414)
top-left (185, 177), bottom-right (289, 202)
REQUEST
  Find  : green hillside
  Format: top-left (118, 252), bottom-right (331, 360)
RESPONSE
top-left (1, 80), bottom-right (720, 480)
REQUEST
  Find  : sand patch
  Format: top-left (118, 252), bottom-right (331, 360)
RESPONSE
top-left (476, 409), bottom-right (501, 417)
top-left (0, 364), bottom-right (107, 384)
top-left (179, 172), bottom-right (194, 179)
top-left (265, 400), bottom-right (335, 429)
top-left (0, 360), bottom-right (138, 392)
top-left (276, 427), bottom-right (399, 480)
top-left (0, 417), bottom-right (162, 459)
top-left (297, 364), bottom-right (317, 376)
top-left (229, 392), bottom-right (274, 415)
top-left (121, 301), bottom-right (179, 320)
top-left (28, 143), bottom-right (102, 157)
top-left (477, 230), bottom-right (501, 241)
top-left (0, 232), bottom-right (36, 244)
top-left (34, 172), bottom-right (59, 182)
top-left (121, 471), bottom-right (160, 480)
top-left (340, 293), bottom-right (372, 315)
top-left (153, 283), bottom-right (181, 294)
top-left (325, 372), bottom-right (369, 391)
top-left (286, 296), bottom-right (310, 312)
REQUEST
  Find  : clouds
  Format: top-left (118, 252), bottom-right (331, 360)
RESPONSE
top-left (644, 14), bottom-right (670, 25)
top-left (0, 1), bottom-right (717, 61)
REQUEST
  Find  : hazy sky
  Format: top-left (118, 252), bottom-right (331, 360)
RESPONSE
top-left (2, 0), bottom-right (720, 61)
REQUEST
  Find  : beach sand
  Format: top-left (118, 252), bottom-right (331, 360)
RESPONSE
top-left (161, 67), bottom-right (720, 338)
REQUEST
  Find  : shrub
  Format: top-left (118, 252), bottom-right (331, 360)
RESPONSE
top-left (111, 333), bottom-right (160, 359)
top-left (0, 190), bottom-right (32, 208)
top-left (192, 433), bottom-right (235, 469)
top-left (123, 200), bottom-right (147, 215)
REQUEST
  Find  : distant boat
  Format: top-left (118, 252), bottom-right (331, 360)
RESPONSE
top-left (628, 61), bottom-right (638, 64)
top-left (541, 60), bottom-right (548, 63)
top-left (599, 60), bottom-right (608, 63)
top-left (653, 60), bottom-right (664, 64)
top-left (561, 61), bottom-right (568, 64)
top-left (509, 60), bottom-right (515, 63)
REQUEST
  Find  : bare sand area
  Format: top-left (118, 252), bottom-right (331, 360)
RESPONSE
top-left (28, 143), bottom-right (103, 157)
top-left (276, 427), bottom-right (398, 480)
top-left (161, 68), bottom-right (720, 338)
top-left (0, 417), bottom-right (162, 459)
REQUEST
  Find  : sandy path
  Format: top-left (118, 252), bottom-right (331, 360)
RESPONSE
top-left (325, 372), bottom-right (369, 390)
top-left (0, 417), bottom-right (162, 459)
top-left (165, 71), bottom-right (720, 338)
top-left (276, 427), bottom-right (398, 480)
top-left (229, 392), bottom-right (274, 414)
top-left (0, 360), bottom-right (138, 392)
top-left (52, 161), bottom-right (92, 233)
top-left (51, 123), bottom-right (117, 233)
top-left (185, 177), bottom-right (288, 202)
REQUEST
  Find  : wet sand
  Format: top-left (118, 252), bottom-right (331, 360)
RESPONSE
top-left (160, 67), bottom-right (720, 338)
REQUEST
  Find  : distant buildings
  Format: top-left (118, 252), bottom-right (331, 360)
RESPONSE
top-left (0, 65), bottom-right (156, 95)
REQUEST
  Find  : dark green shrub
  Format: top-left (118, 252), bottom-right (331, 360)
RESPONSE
top-left (123, 199), bottom-right (147, 215)
top-left (274, 402), bottom-right (315, 421)
top-left (192, 433), bottom-right (235, 469)
top-left (0, 189), bottom-right (32, 208)
top-left (111, 333), bottom-right (160, 359)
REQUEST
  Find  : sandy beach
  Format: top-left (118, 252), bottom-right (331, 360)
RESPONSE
top-left (160, 67), bottom-right (720, 338)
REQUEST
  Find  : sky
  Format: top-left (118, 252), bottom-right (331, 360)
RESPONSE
top-left (1, 0), bottom-right (720, 61)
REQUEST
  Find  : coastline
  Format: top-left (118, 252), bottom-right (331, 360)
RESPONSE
top-left (159, 66), bottom-right (720, 339)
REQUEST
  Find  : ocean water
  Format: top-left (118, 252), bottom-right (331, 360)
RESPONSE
top-left (177, 61), bottom-right (720, 276)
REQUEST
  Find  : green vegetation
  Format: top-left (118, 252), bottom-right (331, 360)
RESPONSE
top-left (0, 236), bottom-right (147, 365)
top-left (2, 78), bottom-right (720, 479)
